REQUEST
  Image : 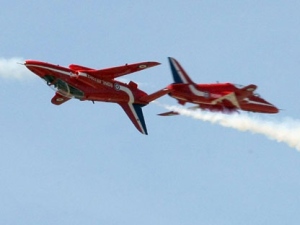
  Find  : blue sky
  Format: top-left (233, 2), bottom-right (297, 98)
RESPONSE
top-left (1, 1), bottom-right (300, 224)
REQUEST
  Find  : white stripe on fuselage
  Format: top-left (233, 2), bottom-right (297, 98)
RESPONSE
top-left (119, 85), bottom-right (134, 103)
top-left (189, 85), bottom-right (205, 97)
top-left (119, 85), bottom-right (146, 134)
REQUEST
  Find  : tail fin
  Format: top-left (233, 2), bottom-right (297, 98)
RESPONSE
top-left (119, 103), bottom-right (148, 135)
top-left (168, 57), bottom-right (194, 84)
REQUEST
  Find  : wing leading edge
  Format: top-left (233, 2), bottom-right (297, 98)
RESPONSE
top-left (119, 103), bottom-right (148, 135)
top-left (73, 61), bottom-right (160, 80)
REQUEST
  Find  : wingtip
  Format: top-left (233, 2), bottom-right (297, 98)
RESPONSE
top-left (147, 61), bottom-right (161, 67)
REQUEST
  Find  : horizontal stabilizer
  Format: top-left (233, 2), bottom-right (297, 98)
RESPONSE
top-left (139, 88), bottom-right (170, 103)
top-left (158, 111), bottom-right (179, 116)
top-left (158, 105), bottom-right (199, 116)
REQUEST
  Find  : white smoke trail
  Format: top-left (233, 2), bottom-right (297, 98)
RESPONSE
top-left (0, 57), bottom-right (32, 80)
top-left (162, 104), bottom-right (300, 151)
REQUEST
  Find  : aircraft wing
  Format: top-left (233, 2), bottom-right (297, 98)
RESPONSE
top-left (76, 61), bottom-right (160, 80)
top-left (211, 85), bottom-right (257, 109)
top-left (119, 103), bottom-right (148, 135)
top-left (51, 92), bottom-right (71, 105)
top-left (211, 92), bottom-right (240, 109)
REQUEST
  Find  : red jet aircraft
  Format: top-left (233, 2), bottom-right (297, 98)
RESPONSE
top-left (159, 57), bottom-right (278, 116)
top-left (25, 60), bottom-right (169, 134)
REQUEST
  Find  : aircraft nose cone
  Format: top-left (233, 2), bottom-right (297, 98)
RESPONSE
top-left (266, 103), bottom-right (279, 113)
top-left (271, 106), bottom-right (279, 113)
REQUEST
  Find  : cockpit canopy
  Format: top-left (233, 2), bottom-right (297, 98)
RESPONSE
top-left (42, 75), bottom-right (84, 99)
